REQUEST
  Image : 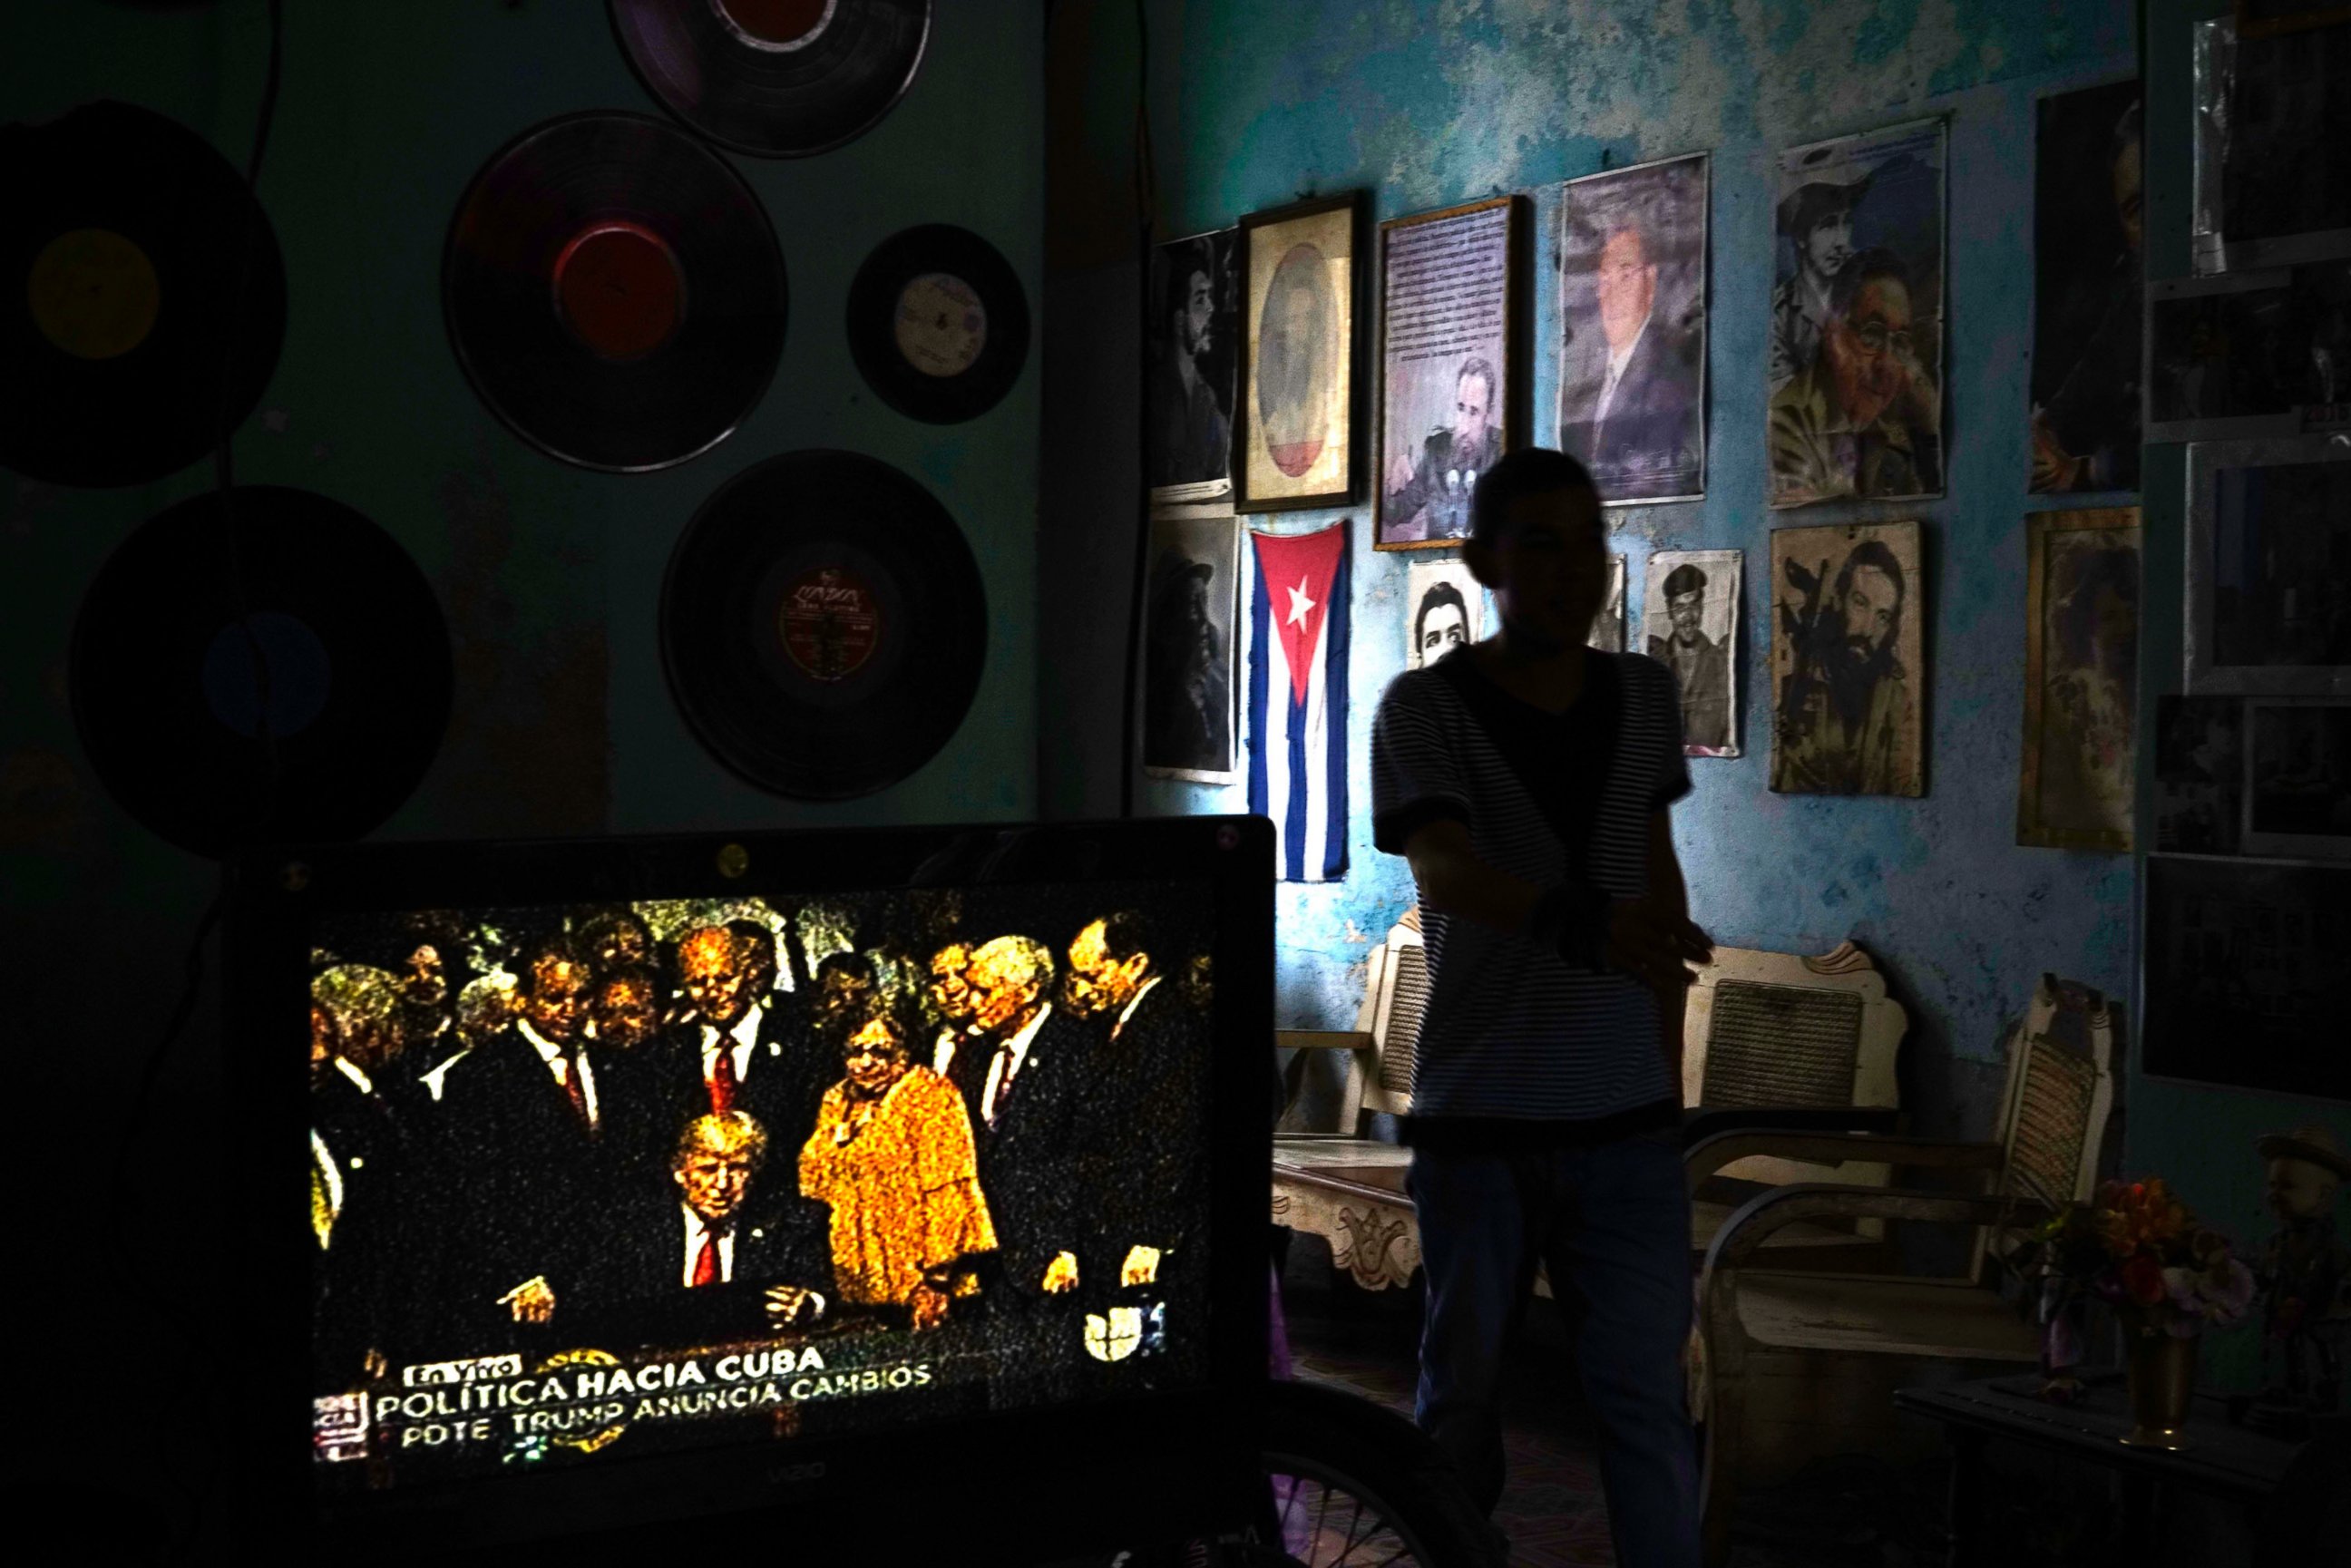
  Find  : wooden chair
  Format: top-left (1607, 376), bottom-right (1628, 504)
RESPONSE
top-left (1268, 915), bottom-right (1425, 1290)
top-left (1692, 974), bottom-right (2118, 1567)
top-left (1270, 919), bottom-right (1912, 1285)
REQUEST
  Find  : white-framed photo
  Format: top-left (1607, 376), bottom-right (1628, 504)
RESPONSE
top-left (2244, 697), bottom-right (2351, 860)
top-left (1403, 559), bottom-right (1484, 669)
top-left (1140, 506), bottom-right (1242, 783)
top-left (1641, 550), bottom-right (1741, 756)
top-left (1589, 554), bottom-right (1627, 652)
top-left (2184, 437), bottom-right (2351, 696)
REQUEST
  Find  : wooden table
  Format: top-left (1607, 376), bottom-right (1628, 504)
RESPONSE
top-left (1892, 1371), bottom-right (2307, 1567)
top-left (1269, 1138), bottom-right (1418, 1290)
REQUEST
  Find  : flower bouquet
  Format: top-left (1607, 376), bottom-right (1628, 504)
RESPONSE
top-left (2004, 1178), bottom-right (2254, 1446)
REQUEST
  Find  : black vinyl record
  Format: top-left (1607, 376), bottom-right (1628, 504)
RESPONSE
top-left (610, 0), bottom-right (931, 159)
top-left (444, 112), bottom-right (786, 472)
top-left (662, 450), bottom-right (986, 799)
top-left (846, 225), bottom-right (1029, 424)
top-left (1, 101), bottom-right (286, 488)
top-left (70, 487), bottom-right (453, 858)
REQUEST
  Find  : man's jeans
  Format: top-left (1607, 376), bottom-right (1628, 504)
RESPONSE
top-left (1407, 1132), bottom-right (1700, 1568)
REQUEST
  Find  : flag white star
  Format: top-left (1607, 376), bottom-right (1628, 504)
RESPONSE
top-left (1284, 577), bottom-right (1317, 628)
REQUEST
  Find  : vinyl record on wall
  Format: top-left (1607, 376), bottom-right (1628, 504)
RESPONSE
top-left (662, 450), bottom-right (986, 800)
top-left (609, 0), bottom-right (932, 159)
top-left (444, 112), bottom-right (787, 472)
top-left (70, 487), bottom-right (454, 858)
top-left (1, 101), bottom-right (286, 488)
top-left (846, 225), bottom-right (1029, 424)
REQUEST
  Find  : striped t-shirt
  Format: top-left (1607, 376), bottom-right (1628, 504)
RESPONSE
top-left (1370, 647), bottom-right (1691, 1125)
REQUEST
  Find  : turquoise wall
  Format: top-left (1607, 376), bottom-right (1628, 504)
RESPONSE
top-left (2, 0), bottom-right (1039, 1527)
top-left (1136, 0), bottom-right (2141, 1144)
top-left (1104, 0), bottom-right (2351, 1386)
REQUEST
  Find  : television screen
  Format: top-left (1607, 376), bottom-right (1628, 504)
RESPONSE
top-left (239, 821), bottom-right (1269, 1551)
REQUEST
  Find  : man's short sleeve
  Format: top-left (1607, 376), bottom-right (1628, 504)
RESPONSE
top-left (1371, 673), bottom-right (1472, 853)
top-left (1642, 657), bottom-right (1693, 809)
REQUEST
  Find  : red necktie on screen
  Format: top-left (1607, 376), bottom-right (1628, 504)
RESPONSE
top-left (690, 1231), bottom-right (718, 1289)
top-left (709, 1046), bottom-right (738, 1113)
top-left (563, 1049), bottom-right (590, 1127)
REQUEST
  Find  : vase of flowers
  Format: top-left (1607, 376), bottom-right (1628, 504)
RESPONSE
top-left (2005, 1177), bottom-right (2255, 1450)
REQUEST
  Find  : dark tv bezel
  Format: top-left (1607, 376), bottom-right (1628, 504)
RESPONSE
top-left (227, 816), bottom-right (1273, 1559)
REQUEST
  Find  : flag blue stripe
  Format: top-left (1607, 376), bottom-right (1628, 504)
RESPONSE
top-left (1322, 534), bottom-right (1351, 880)
top-left (1283, 676), bottom-right (1309, 881)
top-left (1246, 541), bottom-right (1271, 823)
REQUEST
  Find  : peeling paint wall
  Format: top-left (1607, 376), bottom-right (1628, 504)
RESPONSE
top-left (1131, 0), bottom-right (2144, 1139)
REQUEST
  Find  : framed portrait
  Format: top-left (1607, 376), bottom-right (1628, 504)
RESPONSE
top-left (2030, 81), bottom-right (2142, 495)
top-left (2142, 856), bottom-right (2351, 1102)
top-left (1374, 197), bottom-right (1520, 549)
top-left (2245, 698), bottom-right (2351, 859)
top-left (2018, 509), bottom-right (2141, 851)
top-left (1768, 521), bottom-right (1925, 796)
top-left (2155, 695), bottom-right (2246, 853)
top-left (1589, 554), bottom-right (1628, 652)
top-left (1557, 154), bottom-right (1707, 505)
top-left (1236, 194), bottom-right (1358, 513)
top-left (1642, 550), bottom-right (1741, 757)
top-left (2147, 263), bottom-right (2351, 442)
top-left (1768, 118), bottom-right (1946, 510)
top-left (2192, 15), bottom-right (2351, 270)
top-left (2184, 438), bottom-right (2351, 696)
top-left (1139, 507), bottom-right (1241, 783)
top-left (1403, 559), bottom-right (1484, 669)
top-left (1146, 229), bottom-right (1239, 503)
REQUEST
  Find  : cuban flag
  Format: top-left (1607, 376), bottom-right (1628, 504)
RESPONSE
top-left (1248, 521), bottom-right (1350, 882)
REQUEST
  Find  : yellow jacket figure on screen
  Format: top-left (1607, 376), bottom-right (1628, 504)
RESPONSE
top-left (801, 1013), bottom-right (997, 1326)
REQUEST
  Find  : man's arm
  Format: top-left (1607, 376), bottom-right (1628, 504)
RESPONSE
top-left (1644, 810), bottom-right (1699, 1091)
top-left (1401, 815), bottom-right (1710, 991)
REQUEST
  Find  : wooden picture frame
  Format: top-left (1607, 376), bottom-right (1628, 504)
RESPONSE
top-left (1373, 196), bottom-right (1523, 549)
top-left (1235, 193), bottom-right (1360, 513)
top-left (2018, 508), bottom-right (2141, 852)
top-left (2184, 437), bottom-right (2351, 696)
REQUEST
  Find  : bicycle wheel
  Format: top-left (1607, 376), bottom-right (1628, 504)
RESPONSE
top-left (1255, 1380), bottom-right (1501, 1568)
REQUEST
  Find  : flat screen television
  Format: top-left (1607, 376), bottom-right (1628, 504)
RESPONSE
top-left (226, 817), bottom-right (1272, 1558)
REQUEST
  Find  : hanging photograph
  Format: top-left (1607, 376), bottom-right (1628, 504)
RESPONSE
top-left (2142, 857), bottom-right (2351, 1102)
top-left (2199, 15), bottom-right (2351, 270)
top-left (2184, 438), bottom-right (2351, 695)
top-left (1769, 521), bottom-right (1925, 796)
top-left (1404, 558), bottom-right (1484, 669)
top-left (2244, 698), bottom-right (2351, 859)
top-left (2031, 81), bottom-right (2143, 493)
top-left (1768, 119), bottom-right (1946, 509)
top-left (1140, 508), bottom-right (1241, 784)
top-left (1556, 154), bottom-right (1707, 505)
top-left (1589, 554), bottom-right (1628, 653)
top-left (2019, 509), bottom-right (2141, 851)
top-left (2146, 262), bottom-right (2351, 441)
top-left (1376, 197), bottom-right (1518, 548)
top-left (1237, 194), bottom-right (1357, 513)
top-left (2155, 695), bottom-right (2246, 852)
top-left (1146, 229), bottom-right (1239, 503)
top-left (1642, 550), bottom-right (1741, 757)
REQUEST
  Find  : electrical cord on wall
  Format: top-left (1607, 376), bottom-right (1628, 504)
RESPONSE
top-left (101, 3), bottom-right (288, 1556)
top-left (1118, 0), bottom-right (1156, 817)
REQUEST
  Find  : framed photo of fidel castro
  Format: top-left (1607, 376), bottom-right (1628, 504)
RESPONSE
top-left (1375, 196), bottom-right (1524, 549)
top-left (1235, 193), bottom-right (1361, 513)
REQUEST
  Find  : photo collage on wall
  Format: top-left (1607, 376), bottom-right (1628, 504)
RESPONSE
top-left (2150, 24), bottom-right (2351, 1099)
